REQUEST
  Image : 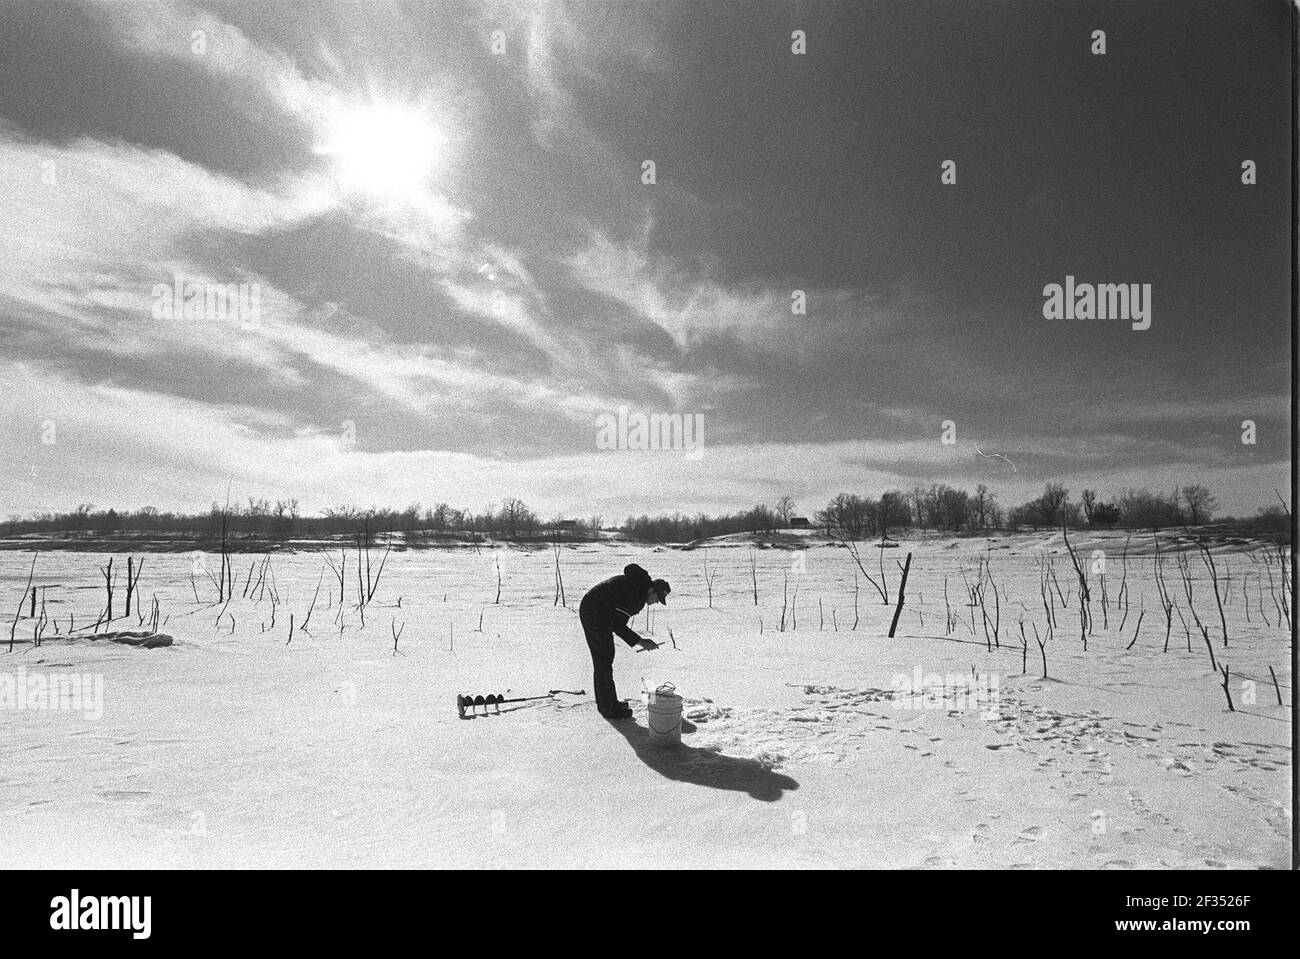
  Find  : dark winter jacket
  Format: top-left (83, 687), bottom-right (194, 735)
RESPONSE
top-left (580, 564), bottom-right (654, 647)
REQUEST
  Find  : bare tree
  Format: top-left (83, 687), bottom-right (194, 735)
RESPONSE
top-left (499, 497), bottom-right (533, 538)
top-left (972, 484), bottom-right (994, 529)
top-left (1180, 485), bottom-right (1218, 525)
top-left (1081, 489), bottom-right (1097, 525)
top-left (1040, 483), bottom-right (1070, 527)
top-left (879, 490), bottom-right (911, 539)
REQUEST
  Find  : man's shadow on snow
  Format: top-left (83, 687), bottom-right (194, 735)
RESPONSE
top-left (607, 717), bottom-right (799, 802)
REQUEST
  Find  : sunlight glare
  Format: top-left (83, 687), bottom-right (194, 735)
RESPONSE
top-left (317, 101), bottom-right (447, 203)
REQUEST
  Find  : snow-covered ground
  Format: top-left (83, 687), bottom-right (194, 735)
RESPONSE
top-left (0, 532), bottom-right (1291, 868)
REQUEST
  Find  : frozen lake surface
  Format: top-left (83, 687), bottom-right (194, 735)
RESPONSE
top-left (0, 530), bottom-right (1290, 868)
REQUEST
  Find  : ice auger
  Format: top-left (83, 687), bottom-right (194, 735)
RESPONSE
top-left (456, 689), bottom-right (585, 719)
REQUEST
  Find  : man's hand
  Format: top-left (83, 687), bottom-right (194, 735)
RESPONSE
top-left (637, 638), bottom-right (661, 652)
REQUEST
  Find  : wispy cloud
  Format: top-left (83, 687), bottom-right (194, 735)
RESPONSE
top-left (0, 1), bottom-right (1288, 518)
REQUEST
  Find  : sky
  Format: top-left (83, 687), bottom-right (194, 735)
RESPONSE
top-left (0, 0), bottom-right (1292, 522)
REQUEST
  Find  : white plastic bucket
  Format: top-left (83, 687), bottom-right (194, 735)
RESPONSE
top-left (646, 682), bottom-right (683, 747)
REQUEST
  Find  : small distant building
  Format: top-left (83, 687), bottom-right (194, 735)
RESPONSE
top-left (789, 516), bottom-right (810, 528)
top-left (551, 519), bottom-right (581, 530)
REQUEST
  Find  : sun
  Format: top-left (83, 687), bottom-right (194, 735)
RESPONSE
top-left (316, 100), bottom-right (447, 203)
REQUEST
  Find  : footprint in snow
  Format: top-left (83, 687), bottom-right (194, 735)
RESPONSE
top-left (1014, 826), bottom-right (1043, 844)
top-left (97, 790), bottom-right (153, 802)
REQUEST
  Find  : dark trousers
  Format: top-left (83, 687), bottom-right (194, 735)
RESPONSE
top-left (579, 603), bottom-right (620, 712)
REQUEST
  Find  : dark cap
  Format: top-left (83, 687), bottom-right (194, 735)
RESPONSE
top-left (652, 579), bottom-right (671, 604)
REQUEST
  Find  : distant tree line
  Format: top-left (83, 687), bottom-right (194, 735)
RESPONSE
top-left (810, 482), bottom-right (1285, 538)
top-left (0, 483), bottom-right (1287, 545)
top-left (620, 504), bottom-right (781, 543)
top-left (0, 497), bottom-right (603, 544)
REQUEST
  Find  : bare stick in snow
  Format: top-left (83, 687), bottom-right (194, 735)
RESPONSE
top-left (888, 552), bottom-right (912, 638)
top-left (1219, 664), bottom-right (1234, 712)
top-left (1268, 666), bottom-right (1283, 705)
